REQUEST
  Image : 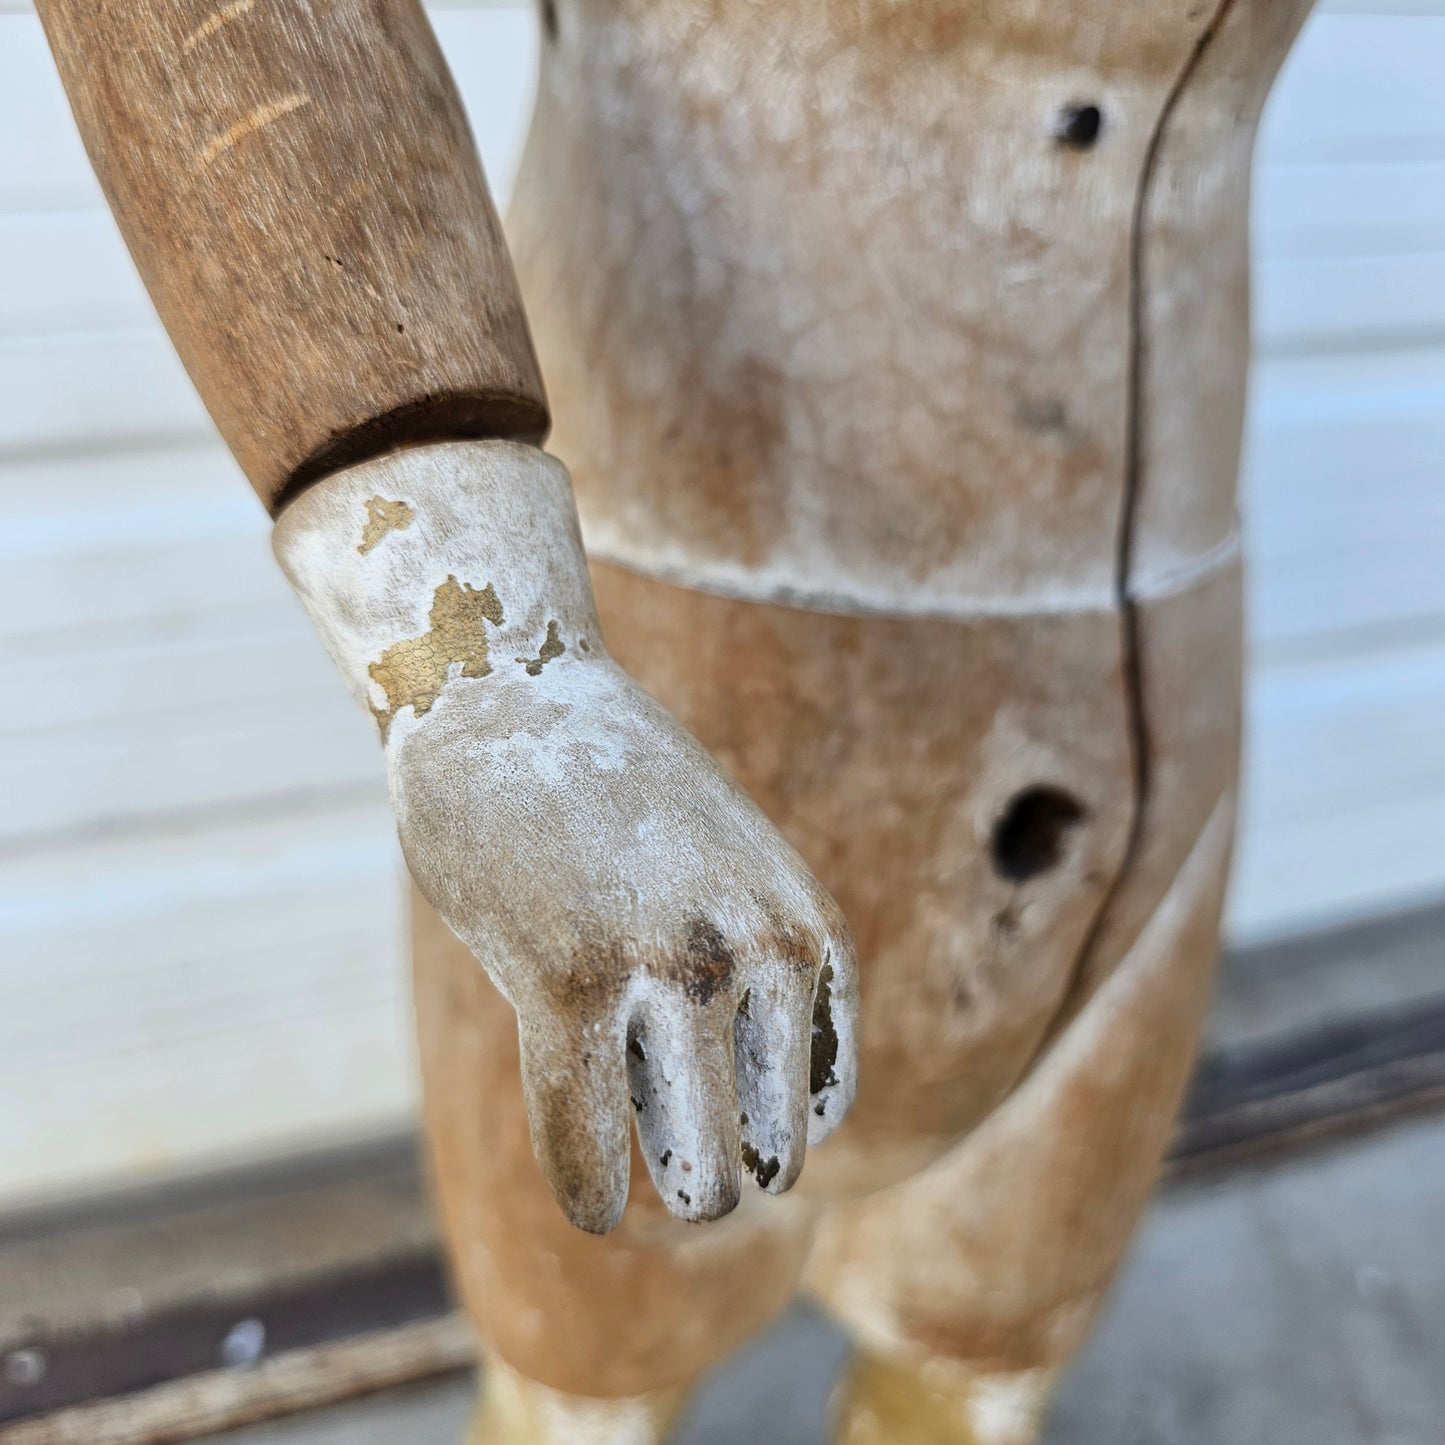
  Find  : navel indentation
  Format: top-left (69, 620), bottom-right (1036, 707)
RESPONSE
top-left (991, 786), bottom-right (1087, 882)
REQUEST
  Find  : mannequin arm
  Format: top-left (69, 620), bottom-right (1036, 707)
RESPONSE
top-left (35, 0), bottom-right (547, 507)
top-left (35, 0), bottom-right (858, 1232)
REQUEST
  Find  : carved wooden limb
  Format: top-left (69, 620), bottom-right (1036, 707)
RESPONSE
top-left (35, 0), bottom-right (547, 509)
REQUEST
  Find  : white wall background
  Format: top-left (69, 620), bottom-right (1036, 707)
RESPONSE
top-left (1, 0), bottom-right (1443, 1208)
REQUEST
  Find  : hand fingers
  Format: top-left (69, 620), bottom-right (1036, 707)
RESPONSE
top-left (627, 992), bottom-right (742, 1223)
top-left (517, 1011), bottom-right (632, 1235)
top-left (733, 971), bottom-right (813, 1195)
top-left (808, 934), bottom-right (859, 1146)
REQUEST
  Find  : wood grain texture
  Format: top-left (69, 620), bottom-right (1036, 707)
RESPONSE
top-left (34, 0), bottom-right (548, 510)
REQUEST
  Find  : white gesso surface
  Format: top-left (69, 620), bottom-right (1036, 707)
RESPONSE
top-left (2, 0), bottom-right (1443, 1208)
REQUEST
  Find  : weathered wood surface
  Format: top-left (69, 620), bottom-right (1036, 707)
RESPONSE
top-left (34, 0), bottom-right (547, 510)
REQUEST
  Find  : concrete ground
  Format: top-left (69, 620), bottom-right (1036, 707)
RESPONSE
top-left (197, 1110), bottom-right (1445, 1445)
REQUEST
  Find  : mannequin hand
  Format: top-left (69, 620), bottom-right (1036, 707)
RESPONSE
top-left (274, 440), bottom-right (858, 1232)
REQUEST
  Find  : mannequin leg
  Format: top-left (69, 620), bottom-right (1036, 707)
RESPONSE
top-left (807, 798), bottom-right (1235, 1444)
top-left (467, 1358), bottom-right (687, 1445)
top-left (804, 563), bottom-right (1243, 1444)
top-left (412, 888), bottom-right (817, 1445)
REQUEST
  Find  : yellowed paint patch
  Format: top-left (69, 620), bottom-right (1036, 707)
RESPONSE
top-left (357, 495), bottom-right (416, 555)
top-left (369, 576), bottom-right (503, 733)
top-left (516, 620), bottom-right (566, 676)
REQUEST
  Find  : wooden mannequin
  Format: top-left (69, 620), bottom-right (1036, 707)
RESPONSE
top-left (38, 0), bottom-right (1312, 1441)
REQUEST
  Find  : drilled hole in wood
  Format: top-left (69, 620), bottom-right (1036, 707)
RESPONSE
top-left (1055, 102), bottom-right (1103, 149)
top-left (992, 786), bottom-right (1086, 882)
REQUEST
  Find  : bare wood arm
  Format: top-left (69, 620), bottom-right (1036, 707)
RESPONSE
top-left (35, 0), bottom-right (549, 512)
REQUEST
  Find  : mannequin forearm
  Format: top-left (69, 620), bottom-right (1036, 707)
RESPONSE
top-left (36, 0), bottom-right (548, 512)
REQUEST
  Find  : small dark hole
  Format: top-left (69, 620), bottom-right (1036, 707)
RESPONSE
top-left (396, 323), bottom-right (405, 334)
top-left (991, 786), bottom-right (1086, 882)
top-left (1056, 103), bottom-right (1103, 150)
top-left (540, 0), bottom-right (559, 42)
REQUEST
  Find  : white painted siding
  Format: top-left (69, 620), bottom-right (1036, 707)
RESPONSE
top-left (1, 0), bottom-right (1442, 1206)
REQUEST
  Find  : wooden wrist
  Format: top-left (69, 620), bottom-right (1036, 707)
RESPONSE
top-left (272, 440), bottom-right (603, 736)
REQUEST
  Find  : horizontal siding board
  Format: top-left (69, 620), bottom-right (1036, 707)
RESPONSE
top-left (1253, 160), bottom-right (1445, 261)
top-left (0, 210), bottom-right (154, 335)
top-left (1259, 13), bottom-right (1445, 166)
top-left (0, 699), bottom-right (380, 843)
top-left (1243, 638), bottom-right (1445, 829)
top-left (0, 1006), bottom-right (415, 1205)
top-left (1229, 791), bottom-right (1445, 943)
top-left (1241, 349), bottom-right (1445, 661)
top-left (0, 329), bottom-right (211, 454)
top-left (1253, 252), bottom-right (1445, 355)
top-left (0, 17), bottom-right (105, 214)
top-left (0, 802), bottom-right (412, 1203)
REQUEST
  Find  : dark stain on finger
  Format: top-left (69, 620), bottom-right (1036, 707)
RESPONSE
top-left (810, 962), bottom-right (840, 1097)
top-left (553, 936), bottom-right (628, 1014)
top-left (751, 891), bottom-right (826, 980)
top-left (674, 914), bottom-right (736, 1004)
top-left (741, 1141), bottom-right (782, 1189)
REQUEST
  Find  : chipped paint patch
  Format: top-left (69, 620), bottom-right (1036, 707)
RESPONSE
top-left (516, 619), bottom-right (566, 676)
top-left (368, 575), bottom-right (503, 733)
top-left (357, 495), bottom-right (415, 555)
